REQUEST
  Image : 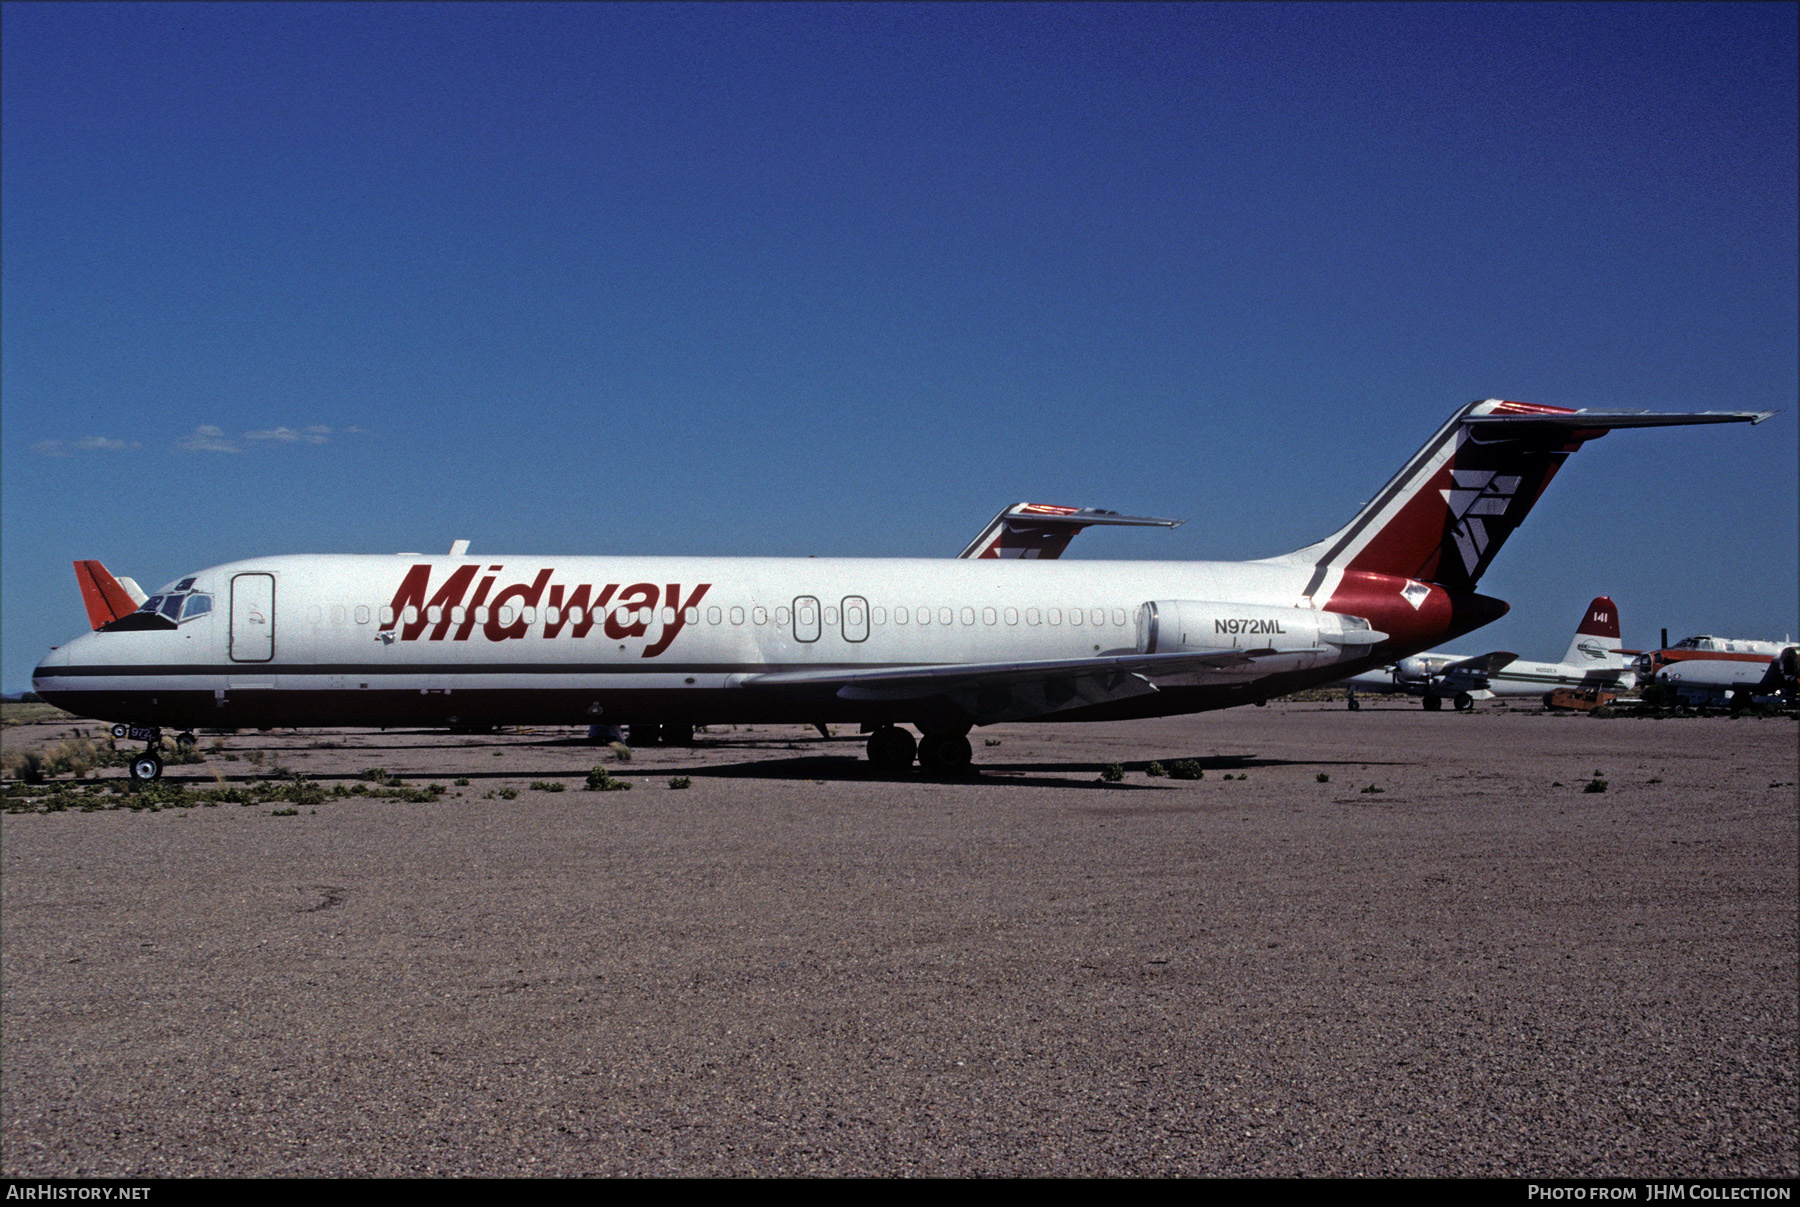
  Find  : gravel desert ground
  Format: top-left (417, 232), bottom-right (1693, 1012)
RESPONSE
top-left (3, 703), bottom-right (1795, 1177)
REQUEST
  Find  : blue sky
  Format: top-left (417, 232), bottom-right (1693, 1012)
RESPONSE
top-left (4, 2), bottom-right (1795, 692)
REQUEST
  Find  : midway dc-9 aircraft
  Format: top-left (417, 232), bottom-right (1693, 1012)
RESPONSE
top-left (35, 400), bottom-right (1769, 782)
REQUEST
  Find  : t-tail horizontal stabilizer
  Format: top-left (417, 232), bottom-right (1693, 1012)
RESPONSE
top-left (960, 503), bottom-right (1183, 559)
top-left (1276, 401), bottom-right (1774, 595)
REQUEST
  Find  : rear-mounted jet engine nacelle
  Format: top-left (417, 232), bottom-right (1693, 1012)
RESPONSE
top-left (1136, 601), bottom-right (1380, 654)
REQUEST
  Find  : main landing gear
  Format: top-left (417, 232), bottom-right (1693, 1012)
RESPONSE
top-left (865, 725), bottom-right (973, 774)
top-left (109, 724), bottom-right (193, 783)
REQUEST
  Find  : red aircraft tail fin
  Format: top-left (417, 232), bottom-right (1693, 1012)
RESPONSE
top-left (74, 560), bottom-right (139, 630)
top-left (1278, 400), bottom-right (1771, 597)
top-left (1576, 596), bottom-right (1621, 640)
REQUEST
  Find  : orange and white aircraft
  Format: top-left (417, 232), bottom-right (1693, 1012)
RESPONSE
top-left (35, 400), bottom-right (1769, 781)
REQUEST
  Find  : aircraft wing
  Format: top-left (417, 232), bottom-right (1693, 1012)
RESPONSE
top-left (959, 502), bottom-right (1183, 559)
top-left (1436, 650), bottom-right (1517, 687)
top-left (740, 647), bottom-right (1291, 724)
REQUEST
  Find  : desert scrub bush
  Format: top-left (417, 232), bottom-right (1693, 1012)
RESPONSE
top-left (1100, 763), bottom-right (1125, 783)
top-left (7, 750), bottom-right (48, 784)
top-left (1583, 778), bottom-right (1608, 793)
top-left (667, 777), bottom-right (691, 790)
top-left (356, 768), bottom-right (396, 784)
top-left (161, 738), bottom-right (207, 766)
top-left (1167, 760), bottom-right (1204, 780)
top-left (608, 741), bottom-right (632, 762)
top-left (1316, 772), bottom-right (1331, 783)
top-left (584, 766), bottom-right (631, 792)
top-left (1145, 762), bottom-right (1166, 777)
top-left (453, 777), bottom-right (470, 787)
top-left (529, 781), bottom-right (567, 792)
top-left (497, 787), bottom-right (518, 800)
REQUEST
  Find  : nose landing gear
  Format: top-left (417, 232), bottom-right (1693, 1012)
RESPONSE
top-left (110, 724), bottom-right (180, 783)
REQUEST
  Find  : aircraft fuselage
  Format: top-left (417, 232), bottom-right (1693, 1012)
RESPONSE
top-left (34, 553), bottom-right (1496, 731)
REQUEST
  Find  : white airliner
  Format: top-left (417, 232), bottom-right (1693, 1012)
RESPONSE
top-left (1342, 595), bottom-right (1632, 710)
top-left (1641, 635), bottom-right (1800, 707)
top-left (34, 400), bottom-right (1769, 781)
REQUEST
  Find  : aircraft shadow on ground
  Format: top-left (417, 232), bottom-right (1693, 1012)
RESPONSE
top-left (170, 749), bottom-right (1408, 791)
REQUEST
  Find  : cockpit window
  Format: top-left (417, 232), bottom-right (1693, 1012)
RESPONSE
top-left (182, 594), bottom-right (213, 620)
top-left (159, 595), bottom-right (185, 620)
top-left (174, 578), bottom-right (196, 592)
top-left (140, 595), bottom-right (166, 614)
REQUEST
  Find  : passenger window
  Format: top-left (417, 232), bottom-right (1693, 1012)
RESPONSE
top-left (496, 606), bottom-right (514, 626)
top-left (775, 607), bottom-right (791, 627)
top-left (521, 607), bottom-right (536, 625)
top-left (1004, 607), bottom-right (1018, 625)
top-left (355, 605), bottom-right (370, 625)
top-left (707, 606), bottom-right (721, 625)
top-left (842, 596), bottom-right (869, 643)
top-left (1091, 608), bottom-right (1105, 627)
top-left (545, 606), bottom-right (561, 626)
top-left (1025, 608), bottom-right (1041, 626)
top-left (753, 607), bottom-right (768, 625)
top-left (731, 607), bottom-right (746, 625)
top-left (981, 607), bottom-right (996, 625)
top-left (330, 605), bottom-right (346, 626)
top-left (938, 607), bottom-right (953, 626)
top-left (916, 608), bottom-right (930, 627)
top-left (685, 607), bottom-right (699, 624)
top-left (895, 606), bottom-right (909, 625)
top-left (381, 606), bottom-right (396, 626)
top-left (1068, 607), bottom-right (1083, 627)
top-left (402, 606), bottom-right (419, 626)
top-left (427, 605), bottom-right (443, 625)
top-left (793, 596), bottom-right (820, 642)
top-left (1048, 608), bottom-right (1063, 626)
top-left (475, 606), bottom-right (490, 624)
top-left (568, 606), bottom-right (585, 627)
top-left (661, 606), bottom-right (676, 624)
top-left (871, 607), bottom-right (886, 625)
top-left (960, 607), bottom-right (975, 625)
top-left (1111, 608), bottom-right (1126, 627)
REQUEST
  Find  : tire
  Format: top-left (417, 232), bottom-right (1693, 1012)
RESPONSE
top-left (111, 723), bottom-right (130, 739)
top-left (866, 727), bottom-right (917, 769)
top-left (176, 731), bottom-right (198, 749)
top-left (918, 733), bottom-right (972, 774)
top-left (1422, 695), bottom-right (1442, 711)
top-left (1453, 693), bottom-right (1474, 711)
top-left (664, 723), bottom-right (695, 746)
top-left (130, 754), bottom-right (163, 783)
